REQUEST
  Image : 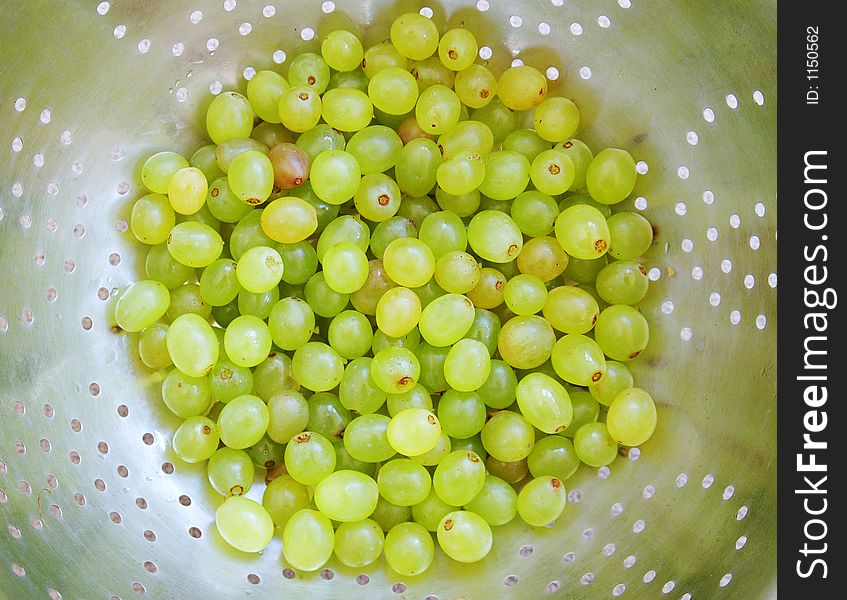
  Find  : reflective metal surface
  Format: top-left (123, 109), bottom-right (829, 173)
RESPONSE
top-left (1, 1), bottom-right (776, 598)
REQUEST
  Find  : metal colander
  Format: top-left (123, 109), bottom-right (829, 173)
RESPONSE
top-left (0, 1), bottom-right (776, 598)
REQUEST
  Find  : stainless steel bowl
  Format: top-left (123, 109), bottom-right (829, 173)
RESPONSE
top-left (0, 1), bottom-right (776, 598)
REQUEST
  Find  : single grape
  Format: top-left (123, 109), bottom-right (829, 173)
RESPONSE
top-left (376, 287), bottom-right (422, 338)
top-left (217, 394), bottom-right (269, 449)
top-left (284, 431), bottom-right (336, 485)
top-left (314, 469), bottom-right (380, 522)
top-left (387, 408), bottom-right (441, 456)
top-left (443, 339), bottom-right (491, 392)
top-left (390, 12), bottom-right (439, 60)
top-left (207, 447), bottom-right (255, 496)
top-left (310, 149), bottom-right (362, 205)
top-left (550, 333), bottom-right (607, 386)
top-left (516, 372), bottom-right (573, 434)
top-left (167, 221), bottom-right (224, 268)
top-left (321, 87), bottom-right (374, 132)
top-left (382, 237), bottom-right (436, 288)
top-left (497, 314), bottom-right (555, 370)
top-left (477, 359), bottom-right (518, 410)
top-left (292, 341), bottom-right (345, 392)
top-left (585, 147), bottom-right (638, 205)
top-left (454, 64), bottom-right (498, 109)
top-left (516, 475), bottom-right (567, 527)
top-left (573, 421), bottom-right (618, 467)
top-left (502, 128), bottom-right (551, 163)
top-left (607, 211), bottom-right (654, 260)
top-left (411, 488), bottom-right (456, 531)
top-left (595, 260), bottom-right (649, 305)
top-left (282, 509), bottom-right (335, 571)
top-left (371, 496), bottom-right (412, 532)
top-left (464, 475), bottom-right (518, 526)
top-left (343, 413), bottom-right (395, 463)
top-left (321, 29), bottom-right (364, 72)
top-left (554, 204), bottom-right (611, 260)
top-left (138, 323), bottom-right (172, 370)
top-left (560, 390), bottom-right (600, 437)
top-left (172, 416), bottom-right (219, 463)
top-left (467, 210), bottom-right (523, 263)
top-left (606, 387), bottom-right (657, 446)
top-left (516, 236), bottom-right (569, 282)
top-left (167, 313), bottom-right (219, 377)
top-left (328, 310), bottom-right (374, 359)
top-left (542, 285), bottom-right (600, 334)
top-left (267, 390), bottom-right (310, 444)
top-left (131, 193), bottom-right (175, 244)
top-left (215, 496), bottom-right (275, 553)
top-left (437, 390), bottom-right (486, 439)
top-left (378, 458), bottom-right (432, 506)
top-left (307, 392), bottom-right (351, 442)
top-left (503, 273), bottom-right (548, 316)
top-left (333, 519), bottom-right (385, 568)
top-left (368, 66), bottom-right (419, 115)
top-left (262, 474), bottom-right (310, 528)
top-left (415, 84), bottom-right (461, 135)
top-left (432, 450), bottom-right (486, 506)
top-left (527, 435), bottom-right (581, 482)
top-left (533, 97), bottom-right (580, 142)
top-left (466, 267), bottom-right (507, 310)
top-left (418, 293), bottom-right (476, 347)
top-left (383, 521), bottom-right (435, 577)
top-left (223, 315), bottom-right (272, 368)
top-left (593, 304), bottom-right (650, 361)
top-left (114, 280), bottom-right (170, 332)
top-left (437, 510), bottom-right (493, 563)
top-left (497, 65), bottom-right (547, 111)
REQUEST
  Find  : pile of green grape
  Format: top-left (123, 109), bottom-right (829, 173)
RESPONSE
top-left (116, 11), bottom-right (658, 577)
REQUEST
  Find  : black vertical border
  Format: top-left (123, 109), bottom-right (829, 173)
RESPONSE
top-left (777, 3), bottom-right (844, 597)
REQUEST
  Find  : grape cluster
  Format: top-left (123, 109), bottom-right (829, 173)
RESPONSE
top-left (118, 11), bottom-right (659, 577)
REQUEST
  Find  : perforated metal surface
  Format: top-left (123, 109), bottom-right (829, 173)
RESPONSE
top-left (1, 1), bottom-right (776, 598)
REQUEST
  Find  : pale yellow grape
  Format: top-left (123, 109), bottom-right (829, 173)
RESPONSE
top-left (376, 287), bottom-right (422, 338)
top-left (167, 167), bottom-right (208, 215)
top-left (260, 196), bottom-right (318, 243)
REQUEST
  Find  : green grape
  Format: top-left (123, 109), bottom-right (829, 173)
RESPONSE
top-left (607, 211), bottom-right (654, 260)
top-left (304, 271), bottom-right (350, 318)
top-left (415, 84), bottom-right (461, 135)
top-left (321, 241), bottom-right (369, 294)
top-left (278, 86), bottom-right (322, 133)
top-left (287, 51), bottom-right (331, 93)
top-left (253, 352), bottom-right (299, 400)
top-left (383, 522), bottom-right (435, 577)
top-left (333, 519), bottom-right (385, 568)
top-left (206, 177), bottom-right (252, 223)
top-left (437, 510), bottom-right (493, 563)
top-left (138, 323), bottom-right (172, 369)
top-left (480, 410), bottom-right (535, 462)
top-left (310, 149), bottom-right (361, 205)
top-left (596, 261), bottom-right (649, 305)
top-left (371, 496), bottom-right (412, 532)
top-left (207, 447), bottom-right (255, 496)
top-left (438, 28), bottom-right (477, 71)
top-left (555, 139), bottom-right (594, 191)
top-left (277, 241), bottom-right (319, 285)
top-left (463, 308), bottom-right (501, 356)
top-left (235, 246), bottom-right (284, 294)
top-left (432, 450), bottom-right (486, 505)
top-left (282, 509), bottom-right (335, 571)
top-left (114, 280), bottom-right (170, 332)
top-left (362, 40), bottom-right (409, 79)
top-left (542, 285), bottom-right (600, 334)
top-left (464, 475), bottom-right (517, 526)
top-left (246, 435), bottom-right (286, 470)
top-left (387, 408), bottom-right (441, 456)
top-left (172, 416), bottom-right (219, 464)
top-left (329, 68), bottom-right (371, 93)
top-left (354, 173), bottom-right (401, 222)
top-left (436, 152), bottom-right (485, 196)
top-left (335, 441), bottom-right (378, 477)
top-left (485, 455), bottom-right (528, 484)
top-left (391, 142), bottom-right (437, 202)
top-left (443, 339), bottom-right (491, 392)
top-left (382, 238), bottom-right (436, 288)
top-left (167, 313), bottom-right (219, 377)
top-left (284, 431), bottom-right (336, 485)
top-left (142, 151), bottom-right (189, 194)
top-left (229, 209), bottom-right (275, 260)
top-left (390, 12), bottom-right (439, 60)
top-left (209, 358), bottom-right (254, 404)
top-left (167, 220), bottom-right (224, 268)
top-left (435, 187), bottom-right (480, 217)
top-left (375, 287), bottom-right (421, 338)
top-left (321, 88), bottom-right (374, 132)
top-left (515, 236), bottom-right (569, 282)
top-left (206, 91), bottom-right (254, 144)
top-left (223, 315), bottom-right (272, 368)
top-left (267, 390), bottom-right (310, 443)
top-left (346, 125), bottom-right (403, 175)
top-left (370, 216), bottom-right (417, 260)
top-left (509, 191), bottom-right (558, 237)
top-left (497, 314), bottom-right (555, 369)
top-left (564, 254), bottom-right (608, 285)
top-left (378, 458), bottom-right (432, 506)
top-left (262, 474), bottom-right (310, 528)
top-left (409, 55), bottom-right (455, 92)
top-left (586, 147), bottom-right (637, 205)
top-left (588, 361), bottom-right (633, 407)
top-left (166, 283), bottom-right (212, 321)
top-left (503, 274), bottom-right (548, 316)
top-left (418, 293), bottom-right (476, 347)
top-left (190, 144), bottom-right (226, 182)
top-left (437, 120), bottom-right (495, 158)
top-left (328, 310), bottom-right (373, 359)
top-left (434, 251), bottom-right (481, 294)
top-left (292, 341), bottom-right (344, 392)
top-left (550, 334), bottom-right (607, 386)
top-left (371, 346), bottom-right (421, 394)
top-left (502, 129), bottom-right (551, 163)
top-left (606, 387), bottom-right (657, 447)
top-left (252, 121), bottom-right (296, 147)
top-left (411, 279), bottom-right (447, 309)
top-left (314, 470), bottom-right (379, 522)
top-left (227, 150), bottom-right (274, 205)
top-left (396, 194), bottom-right (440, 229)
top-left (145, 243), bottom-right (195, 288)
top-left (418, 210), bottom-right (467, 259)
top-left (478, 150), bottom-right (531, 201)
top-left (470, 99), bottom-right (516, 144)
top-left (215, 138), bottom-right (269, 174)
top-left (410, 431), bottom-right (451, 467)
top-left (533, 97), bottom-right (580, 143)
top-left (467, 210), bottom-right (523, 263)
top-left (321, 29), bottom-right (364, 72)
top-left (516, 372), bottom-right (573, 434)
top-left (295, 124), bottom-right (347, 162)
top-left (246, 70), bottom-right (289, 123)
top-left (307, 392), bottom-right (351, 441)
top-left (350, 259), bottom-right (394, 315)
top-left (415, 341), bottom-right (450, 393)
top-left (437, 390), bottom-right (486, 439)
top-left (237, 287), bottom-right (280, 319)
top-left (530, 148), bottom-right (576, 196)
top-left (497, 65), bottom-right (547, 111)
top-left (412, 489), bottom-right (456, 531)
top-left (554, 204), bottom-right (611, 260)
top-left (338, 357), bottom-right (388, 414)
top-left (477, 359), bottom-right (517, 409)
top-left (559, 390), bottom-right (600, 437)
top-left (368, 66), bottom-right (419, 115)
top-left (593, 304), bottom-right (650, 361)
top-left (573, 421), bottom-right (618, 467)
top-left (454, 65), bottom-right (497, 110)
top-left (343, 414), bottom-right (395, 463)
top-left (316, 214), bottom-right (370, 260)
top-left (516, 475), bottom-right (567, 527)
top-left (217, 394), bottom-right (269, 449)
top-left (466, 267), bottom-right (506, 309)
top-left (527, 435), bottom-right (581, 481)
top-left (131, 193), bottom-right (175, 245)
top-left (387, 384), bottom-right (433, 416)
top-left (211, 301), bottom-right (240, 328)
top-left (215, 496), bottom-right (274, 553)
